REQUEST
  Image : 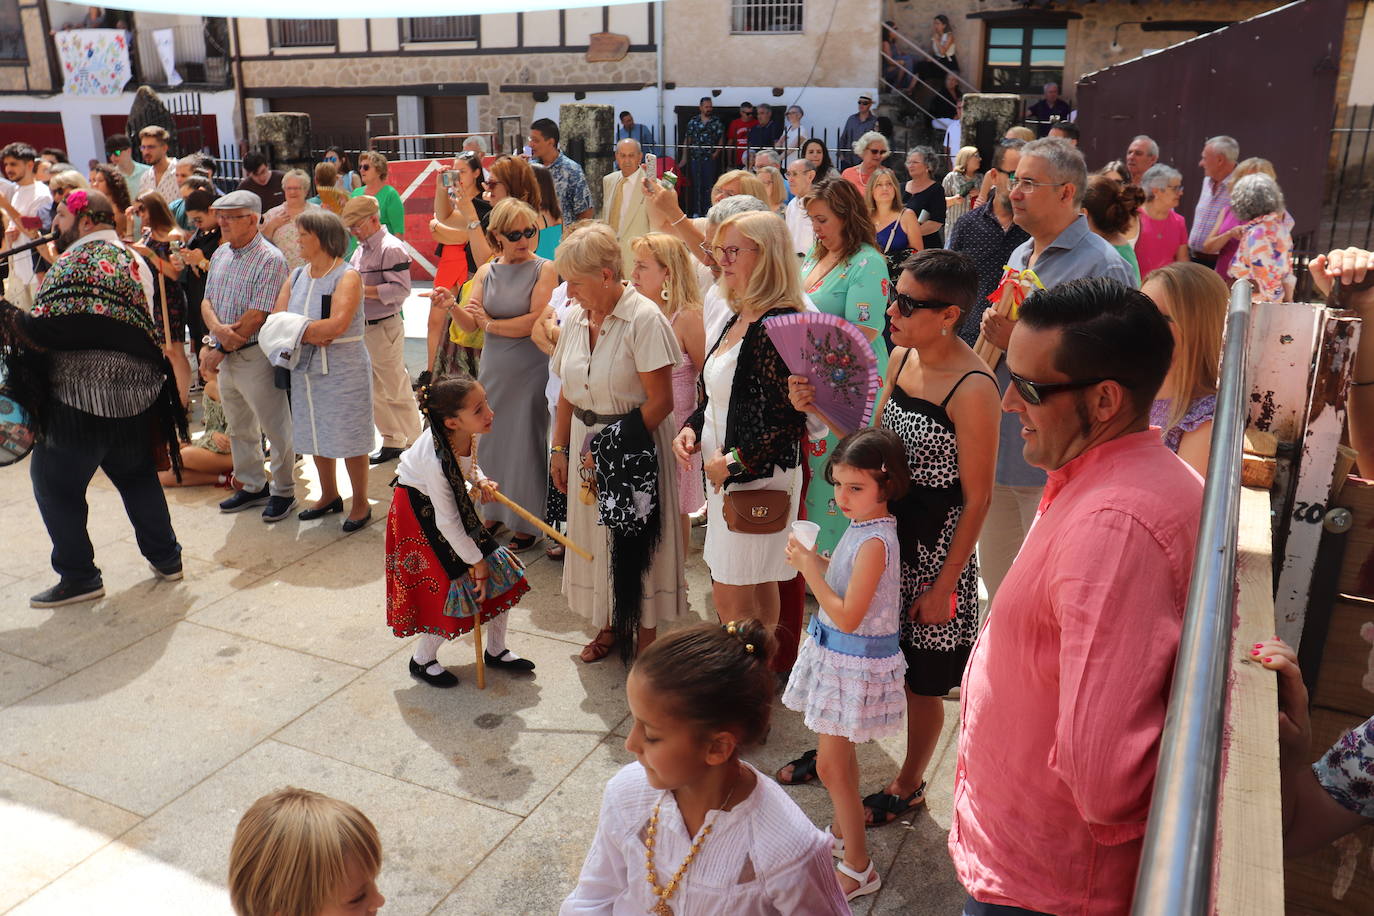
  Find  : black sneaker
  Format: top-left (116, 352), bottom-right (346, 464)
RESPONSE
top-left (261, 495), bottom-right (297, 523)
top-left (31, 579), bottom-right (105, 608)
top-left (219, 485), bottom-right (270, 513)
top-left (149, 558), bottom-right (184, 581)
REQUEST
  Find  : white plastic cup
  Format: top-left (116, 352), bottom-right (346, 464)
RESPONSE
top-left (791, 520), bottom-right (820, 550)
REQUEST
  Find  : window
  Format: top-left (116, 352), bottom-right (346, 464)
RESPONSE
top-left (982, 21), bottom-right (1067, 93)
top-left (270, 20), bottom-right (337, 49)
top-left (403, 17), bottom-right (479, 43)
top-left (0, 0), bottom-right (25, 62)
top-left (730, 0), bottom-right (804, 35)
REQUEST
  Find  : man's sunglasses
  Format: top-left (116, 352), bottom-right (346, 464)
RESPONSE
top-left (1007, 370), bottom-right (1115, 406)
top-left (889, 291), bottom-right (953, 317)
top-left (501, 226), bottom-right (538, 242)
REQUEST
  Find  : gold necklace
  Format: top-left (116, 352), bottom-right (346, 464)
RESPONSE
top-left (643, 768), bottom-right (741, 916)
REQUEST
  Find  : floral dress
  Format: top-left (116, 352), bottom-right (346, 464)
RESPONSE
top-left (1150, 395), bottom-right (1217, 453)
top-left (799, 244), bottom-right (890, 556)
top-left (1313, 715), bottom-right (1374, 818)
top-left (1229, 212), bottom-right (1293, 301)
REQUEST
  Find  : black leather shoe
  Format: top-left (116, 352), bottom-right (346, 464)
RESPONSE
top-left (369, 446), bottom-right (405, 465)
top-left (409, 657), bottom-right (459, 687)
top-left (219, 485), bottom-right (270, 513)
top-left (485, 649), bottom-right (536, 672)
top-left (298, 497), bottom-right (344, 520)
top-left (342, 510), bottom-right (373, 533)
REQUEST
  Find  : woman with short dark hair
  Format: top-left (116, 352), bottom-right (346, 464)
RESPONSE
top-left (128, 190), bottom-right (192, 403)
top-left (270, 210), bottom-right (374, 528)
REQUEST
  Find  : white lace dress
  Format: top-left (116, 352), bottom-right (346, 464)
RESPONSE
top-left (782, 516), bottom-right (908, 742)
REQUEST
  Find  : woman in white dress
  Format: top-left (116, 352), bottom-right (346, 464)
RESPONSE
top-left (674, 212), bottom-right (808, 637)
top-left (550, 224), bottom-right (688, 663)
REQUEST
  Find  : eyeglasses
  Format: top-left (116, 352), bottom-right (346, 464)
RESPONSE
top-left (1007, 370), bottom-right (1115, 406)
top-left (889, 292), bottom-right (953, 317)
top-left (1166, 184), bottom-right (1184, 192)
top-left (708, 245), bottom-right (758, 264)
top-left (1009, 177), bottom-right (1068, 193)
top-left (359, 164), bottom-right (372, 172)
top-left (214, 213), bottom-right (257, 223)
top-left (501, 226), bottom-right (538, 242)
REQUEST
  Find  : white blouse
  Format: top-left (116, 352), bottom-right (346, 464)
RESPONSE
top-left (560, 762), bottom-right (849, 916)
top-left (395, 434), bottom-right (488, 565)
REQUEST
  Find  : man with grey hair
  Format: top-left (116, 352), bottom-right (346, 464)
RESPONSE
top-left (752, 148), bottom-right (782, 172)
top-left (1028, 82), bottom-right (1071, 136)
top-left (976, 137), bottom-right (1135, 601)
top-left (784, 158), bottom-right (817, 256)
top-left (1189, 134), bottom-right (1239, 265)
top-left (601, 137), bottom-right (651, 274)
top-left (1124, 135), bottom-right (1159, 184)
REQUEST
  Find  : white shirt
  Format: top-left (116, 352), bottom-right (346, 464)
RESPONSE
top-left (560, 762), bottom-right (850, 916)
top-left (784, 197), bottom-right (814, 257)
top-left (6, 179), bottom-right (53, 283)
top-left (395, 435), bottom-right (488, 564)
top-left (138, 157), bottom-right (180, 203)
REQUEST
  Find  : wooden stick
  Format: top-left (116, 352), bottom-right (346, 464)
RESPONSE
top-left (477, 485), bottom-right (595, 562)
top-left (471, 602), bottom-right (486, 690)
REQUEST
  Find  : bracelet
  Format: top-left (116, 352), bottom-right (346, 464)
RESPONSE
top-left (670, 213), bottom-right (688, 227)
top-left (550, 445), bottom-right (570, 454)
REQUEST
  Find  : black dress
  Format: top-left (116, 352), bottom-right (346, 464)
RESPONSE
top-left (903, 182), bottom-right (947, 249)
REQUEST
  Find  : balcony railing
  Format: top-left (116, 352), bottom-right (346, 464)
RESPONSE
top-left (403, 16), bottom-right (479, 43)
top-left (133, 20), bottom-right (231, 87)
top-left (271, 19), bottom-right (337, 48)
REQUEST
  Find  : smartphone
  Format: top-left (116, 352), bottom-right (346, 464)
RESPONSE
top-left (440, 171), bottom-right (456, 188)
top-left (130, 213), bottom-right (142, 237)
top-left (168, 239), bottom-right (183, 253)
top-left (643, 153), bottom-right (657, 178)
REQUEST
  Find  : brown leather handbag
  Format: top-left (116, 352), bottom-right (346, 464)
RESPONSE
top-left (722, 488), bottom-right (791, 534)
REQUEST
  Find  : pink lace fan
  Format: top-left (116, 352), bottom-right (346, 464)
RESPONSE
top-left (763, 312), bottom-right (879, 436)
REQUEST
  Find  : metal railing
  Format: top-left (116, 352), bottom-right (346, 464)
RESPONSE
top-left (402, 16), bottom-right (479, 43)
top-left (730, 0), bottom-right (804, 35)
top-left (879, 53), bottom-right (940, 122)
top-left (271, 19), bottom-right (336, 48)
top-left (1132, 281), bottom-right (1254, 914)
top-left (886, 26), bottom-right (977, 95)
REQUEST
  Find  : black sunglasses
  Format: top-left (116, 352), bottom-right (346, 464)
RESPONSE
top-left (501, 226), bottom-right (538, 242)
top-left (889, 291), bottom-right (953, 317)
top-left (1007, 370), bottom-right (1114, 406)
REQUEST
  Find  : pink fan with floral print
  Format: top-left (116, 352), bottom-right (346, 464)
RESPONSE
top-left (763, 311), bottom-right (879, 436)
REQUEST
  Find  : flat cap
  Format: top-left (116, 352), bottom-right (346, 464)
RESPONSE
top-left (340, 194), bottom-right (380, 226)
top-left (211, 189), bottom-right (262, 215)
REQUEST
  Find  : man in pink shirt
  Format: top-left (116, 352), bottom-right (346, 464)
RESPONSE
top-left (951, 276), bottom-right (1202, 916)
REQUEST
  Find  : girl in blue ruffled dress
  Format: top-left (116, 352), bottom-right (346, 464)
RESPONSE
top-left (782, 427), bottom-right (908, 904)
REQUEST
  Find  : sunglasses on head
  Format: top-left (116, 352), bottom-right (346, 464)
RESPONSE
top-left (1007, 370), bottom-right (1115, 406)
top-left (889, 291), bottom-right (953, 317)
top-left (501, 226), bottom-right (538, 242)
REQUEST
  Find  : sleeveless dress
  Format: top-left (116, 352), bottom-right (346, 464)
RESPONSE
top-left (876, 217), bottom-right (911, 256)
top-left (671, 310), bottom-right (705, 515)
top-left (1150, 394), bottom-right (1216, 453)
top-left (781, 516), bottom-right (907, 742)
top-left (477, 257), bottom-right (550, 535)
top-left (536, 222), bottom-right (562, 260)
top-left (879, 354), bottom-right (989, 682)
top-left (285, 261), bottom-right (374, 458)
top-left (146, 237), bottom-right (187, 344)
top-left (798, 245), bottom-right (890, 556)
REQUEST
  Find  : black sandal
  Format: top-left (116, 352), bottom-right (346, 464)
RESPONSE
top-left (863, 782), bottom-right (926, 826)
top-left (509, 533), bottom-right (539, 552)
top-left (775, 749), bottom-right (821, 786)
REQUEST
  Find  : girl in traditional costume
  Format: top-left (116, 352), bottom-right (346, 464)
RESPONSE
top-left (386, 375), bottom-right (533, 687)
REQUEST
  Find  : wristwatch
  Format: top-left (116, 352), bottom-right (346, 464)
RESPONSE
top-left (466, 219), bottom-right (481, 230)
top-left (726, 451), bottom-right (744, 475)
top-left (201, 334), bottom-right (226, 354)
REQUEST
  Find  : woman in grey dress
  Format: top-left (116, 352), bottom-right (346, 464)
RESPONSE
top-left (450, 198), bottom-right (557, 550)
top-left (270, 210), bottom-right (375, 529)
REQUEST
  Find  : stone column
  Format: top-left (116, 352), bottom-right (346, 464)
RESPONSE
top-left (559, 103), bottom-right (615, 212)
top-left (251, 112), bottom-right (314, 173)
top-left (961, 93), bottom-right (1022, 164)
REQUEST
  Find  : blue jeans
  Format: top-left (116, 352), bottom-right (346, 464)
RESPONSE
top-left (962, 897), bottom-right (1055, 916)
top-left (685, 157), bottom-right (718, 217)
top-left (30, 433), bottom-right (180, 584)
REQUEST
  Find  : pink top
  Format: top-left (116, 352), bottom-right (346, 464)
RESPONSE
top-left (949, 430), bottom-right (1202, 915)
top-left (1133, 209), bottom-right (1188, 280)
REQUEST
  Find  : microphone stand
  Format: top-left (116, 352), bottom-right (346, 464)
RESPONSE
top-left (0, 232), bottom-right (57, 260)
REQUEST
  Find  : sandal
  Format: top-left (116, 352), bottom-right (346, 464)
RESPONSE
top-left (545, 544), bottom-right (565, 560)
top-left (775, 749), bottom-right (821, 786)
top-left (837, 858), bottom-right (881, 902)
top-left (509, 533), bottom-right (539, 552)
top-left (579, 628), bottom-right (616, 663)
top-left (863, 781), bottom-right (926, 826)
top-left (826, 824), bottom-right (844, 859)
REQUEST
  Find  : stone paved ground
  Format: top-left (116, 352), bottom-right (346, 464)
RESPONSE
top-left (0, 298), bottom-right (966, 914)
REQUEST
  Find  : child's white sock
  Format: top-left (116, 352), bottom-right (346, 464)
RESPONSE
top-left (484, 615), bottom-right (522, 660)
top-left (412, 633), bottom-right (446, 675)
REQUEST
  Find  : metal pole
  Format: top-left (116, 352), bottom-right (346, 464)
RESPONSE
top-left (1132, 282), bottom-right (1254, 915)
top-left (655, 0), bottom-right (665, 158)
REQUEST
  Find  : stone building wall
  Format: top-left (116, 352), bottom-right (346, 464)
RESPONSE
top-left (0, 6), bottom-right (57, 94)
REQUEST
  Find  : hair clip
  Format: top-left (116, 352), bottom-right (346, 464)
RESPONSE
top-left (725, 621), bottom-right (738, 635)
top-left (744, 643), bottom-right (755, 654)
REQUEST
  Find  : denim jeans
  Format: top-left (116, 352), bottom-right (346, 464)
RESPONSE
top-left (962, 896), bottom-right (1055, 916)
top-left (30, 434), bottom-right (180, 584)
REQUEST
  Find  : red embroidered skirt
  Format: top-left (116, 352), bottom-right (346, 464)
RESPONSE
top-left (386, 485), bottom-right (529, 639)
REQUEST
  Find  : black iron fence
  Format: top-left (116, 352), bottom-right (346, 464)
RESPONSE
top-left (1292, 106), bottom-right (1374, 301)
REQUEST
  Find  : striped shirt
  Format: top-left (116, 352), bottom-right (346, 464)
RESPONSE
top-left (1188, 171), bottom-right (1234, 256)
top-left (204, 232), bottom-right (288, 346)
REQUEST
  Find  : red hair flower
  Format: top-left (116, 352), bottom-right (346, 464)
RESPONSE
top-left (65, 189), bottom-right (90, 214)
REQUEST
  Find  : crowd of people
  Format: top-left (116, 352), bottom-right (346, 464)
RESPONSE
top-left (1, 91), bottom-right (1369, 915)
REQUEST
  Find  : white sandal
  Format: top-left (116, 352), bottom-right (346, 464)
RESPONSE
top-left (826, 824), bottom-right (844, 859)
top-left (837, 858), bottom-right (881, 902)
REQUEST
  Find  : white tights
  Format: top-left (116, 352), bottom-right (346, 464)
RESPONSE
top-left (411, 615), bottom-right (515, 673)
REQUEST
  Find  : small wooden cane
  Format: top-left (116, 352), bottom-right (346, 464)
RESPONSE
top-left (471, 595), bottom-right (486, 690)
top-left (468, 483), bottom-right (595, 562)
top-left (157, 266), bottom-right (173, 353)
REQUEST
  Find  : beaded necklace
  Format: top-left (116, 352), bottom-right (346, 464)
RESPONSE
top-left (643, 767), bottom-right (741, 915)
